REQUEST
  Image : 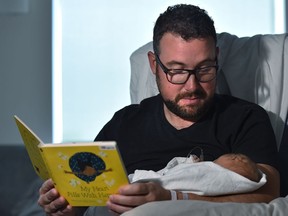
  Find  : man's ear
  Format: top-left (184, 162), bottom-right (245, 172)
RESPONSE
top-left (148, 51), bottom-right (157, 75)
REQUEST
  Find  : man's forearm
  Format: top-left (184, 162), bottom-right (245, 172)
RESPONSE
top-left (177, 190), bottom-right (276, 203)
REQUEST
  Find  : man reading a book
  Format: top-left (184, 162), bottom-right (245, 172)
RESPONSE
top-left (37, 4), bottom-right (279, 216)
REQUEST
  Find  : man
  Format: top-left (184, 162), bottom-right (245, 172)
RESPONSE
top-left (38, 4), bottom-right (279, 216)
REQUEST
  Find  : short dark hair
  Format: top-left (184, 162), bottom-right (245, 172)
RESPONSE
top-left (153, 4), bottom-right (217, 54)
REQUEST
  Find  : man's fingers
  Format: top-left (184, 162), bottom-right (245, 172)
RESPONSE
top-left (39, 179), bottom-right (54, 195)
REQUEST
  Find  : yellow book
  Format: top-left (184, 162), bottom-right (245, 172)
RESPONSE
top-left (14, 115), bottom-right (129, 206)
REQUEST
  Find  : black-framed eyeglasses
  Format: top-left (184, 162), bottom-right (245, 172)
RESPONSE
top-left (155, 53), bottom-right (218, 84)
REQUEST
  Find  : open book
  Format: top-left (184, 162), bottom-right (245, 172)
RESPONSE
top-left (14, 115), bottom-right (128, 206)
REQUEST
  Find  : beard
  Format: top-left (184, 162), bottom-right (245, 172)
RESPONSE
top-left (163, 90), bottom-right (213, 122)
top-left (155, 67), bottom-right (214, 122)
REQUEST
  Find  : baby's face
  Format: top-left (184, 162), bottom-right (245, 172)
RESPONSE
top-left (214, 154), bottom-right (260, 182)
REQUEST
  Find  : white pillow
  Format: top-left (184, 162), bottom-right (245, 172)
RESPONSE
top-left (121, 196), bottom-right (288, 216)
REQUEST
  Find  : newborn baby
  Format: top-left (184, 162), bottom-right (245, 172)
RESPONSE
top-left (129, 153), bottom-right (266, 196)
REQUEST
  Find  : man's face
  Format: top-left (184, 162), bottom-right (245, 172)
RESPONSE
top-left (149, 33), bottom-right (218, 122)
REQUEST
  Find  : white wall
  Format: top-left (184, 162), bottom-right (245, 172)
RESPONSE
top-left (286, 0), bottom-right (288, 30)
top-left (0, 0), bottom-right (52, 145)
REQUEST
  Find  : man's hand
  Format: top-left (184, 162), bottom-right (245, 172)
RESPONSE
top-left (106, 181), bottom-right (171, 215)
top-left (38, 179), bottom-right (77, 216)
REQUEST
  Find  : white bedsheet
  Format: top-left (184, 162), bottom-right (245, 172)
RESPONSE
top-left (121, 196), bottom-right (288, 216)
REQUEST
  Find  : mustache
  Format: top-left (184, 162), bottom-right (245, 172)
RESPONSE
top-left (175, 90), bottom-right (206, 103)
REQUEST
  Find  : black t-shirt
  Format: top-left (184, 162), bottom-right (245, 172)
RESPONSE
top-left (95, 94), bottom-right (278, 175)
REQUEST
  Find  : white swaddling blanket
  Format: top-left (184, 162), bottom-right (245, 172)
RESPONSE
top-left (129, 156), bottom-right (266, 196)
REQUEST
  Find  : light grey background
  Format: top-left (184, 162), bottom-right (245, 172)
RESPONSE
top-left (0, 0), bottom-right (52, 144)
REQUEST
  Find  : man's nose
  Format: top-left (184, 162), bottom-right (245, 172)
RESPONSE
top-left (183, 74), bottom-right (199, 90)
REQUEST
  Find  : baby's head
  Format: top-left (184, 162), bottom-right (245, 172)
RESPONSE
top-left (214, 153), bottom-right (261, 182)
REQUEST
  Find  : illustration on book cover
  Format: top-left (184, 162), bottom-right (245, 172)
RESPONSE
top-left (64, 151), bottom-right (112, 183)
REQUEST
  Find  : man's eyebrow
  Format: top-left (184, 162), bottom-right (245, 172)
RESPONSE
top-left (165, 58), bottom-right (216, 68)
top-left (165, 60), bottom-right (186, 67)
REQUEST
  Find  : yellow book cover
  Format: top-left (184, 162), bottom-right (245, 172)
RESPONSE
top-left (14, 115), bottom-right (50, 180)
top-left (14, 115), bottom-right (129, 206)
